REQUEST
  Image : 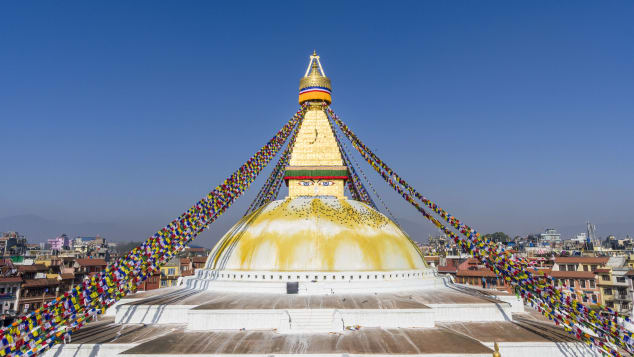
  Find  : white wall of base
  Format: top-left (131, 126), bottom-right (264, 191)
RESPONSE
top-left (186, 308), bottom-right (436, 332)
top-left (339, 309), bottom-right (435, 328)
top-left (105, 298), bottom-right (142, 317)
top-left (116, 300), bottom-right (513, 330)
top-left (187, 310), bottom-right (288, 331)
top-left (484, 342), bottom-right (600, 357)
top-left (427, 303), bottom-right (513, 322)
top-left (184, 269), bottom-right (436, 295)
top-left (114, 304), bottom-right (195, 324)
top-left (43, 343), bottom-right (136, 357)
top-left (495, 295), bottom-right (525, 313)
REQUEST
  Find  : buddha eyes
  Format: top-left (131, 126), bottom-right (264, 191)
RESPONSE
top-left (297, 180), bottom-right (334, 186)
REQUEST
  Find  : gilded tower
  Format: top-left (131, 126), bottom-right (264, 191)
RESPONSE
top-left (285, 52), bottom-right (348, 198)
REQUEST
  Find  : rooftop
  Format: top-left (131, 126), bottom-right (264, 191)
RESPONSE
top-left (22, 278), bottom-right (59, 288)
top-left (17, 264), bottom-right (47, 272)
top-left (76, 258), bottom-right (107, 267)
top-left (0, 277), bottom-right (22, 283)
top-left (553, 257), bottom-right (609, 264)
top-left (549, 270), bottom-right (596, 279)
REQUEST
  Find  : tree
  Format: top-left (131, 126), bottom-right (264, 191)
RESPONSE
top-left (115, 241), bottom-right (144, 254)
top-left (483, 232), bottom-right (511, 243)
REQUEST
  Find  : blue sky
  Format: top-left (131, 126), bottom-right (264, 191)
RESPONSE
top-left (1, 1), bottom-right (633, 245)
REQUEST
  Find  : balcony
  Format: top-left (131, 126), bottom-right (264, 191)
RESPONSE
top-left (616, 294), bottom-right (630, 301)
top-left (0, 294), bottom-right (15, 302)
top-left (19, 294), bottom-right (57, 303)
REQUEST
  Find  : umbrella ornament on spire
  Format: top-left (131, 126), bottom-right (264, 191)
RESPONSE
top-left (299, 51), bottom-right (332, 105)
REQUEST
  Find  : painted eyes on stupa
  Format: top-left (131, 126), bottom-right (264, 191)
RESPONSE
top-left (298, 180), bottom-right (334, 186)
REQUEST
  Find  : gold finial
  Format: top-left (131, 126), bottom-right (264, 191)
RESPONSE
top-left (299, 51), bottom-right (332, 104)
top-left (492, 342), bottom-right (501, 357)
top-left (310, 59), bottom-right (321, 75)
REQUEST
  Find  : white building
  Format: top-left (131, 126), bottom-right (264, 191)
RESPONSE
top-left (540, 228), bottom-right (561, 244)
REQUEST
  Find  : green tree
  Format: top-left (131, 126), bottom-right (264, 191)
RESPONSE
top-left (483, 232), bottom-right (511, 243)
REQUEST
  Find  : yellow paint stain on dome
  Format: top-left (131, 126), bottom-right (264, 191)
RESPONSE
top-left (209, 197), bottom-right (426, 272)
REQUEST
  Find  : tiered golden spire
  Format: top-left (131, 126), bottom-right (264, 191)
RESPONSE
top-left (298, 51), bottom-right (332, 104)
top-left (285, 52), bottom-right (347, 198)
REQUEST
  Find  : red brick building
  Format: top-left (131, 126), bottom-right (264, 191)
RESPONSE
top-left (454, 258), bottom-right (512, 292)
top-left (138, 271), bottom-right (161, 291)
top-left (191, 256), bottom-right (207, 270)
top-left (549, 269), bottom-right (601, 305)
top-left (18, 278), bottom-right (59, 313)
top-left (73, 258), bottom-right (107, 284)
top-left (180, 258), bottom-right (194, 277)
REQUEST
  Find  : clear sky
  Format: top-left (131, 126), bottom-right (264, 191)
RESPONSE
top-left (1, 1), bottom-right (633, 246)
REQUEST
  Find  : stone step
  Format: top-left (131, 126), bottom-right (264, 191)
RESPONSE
top-left (287, 309), bottom-right (338, 331)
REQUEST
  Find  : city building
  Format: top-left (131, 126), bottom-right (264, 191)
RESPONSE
top-left (179, 258), bottom-right (193, 277)
top-left (597, 264), bottom-right (633, 315)
top-left (138, 271), bottom-right (161, 291)
top-left (551, 256), bottom-right (611, 307)
top-left (0, 231), bottom-right (27, 256)
top-left (571, 232), bottom-right (587, 244)
top-left (454, 258), bottom-right (512, 292)
top-left (18, 278), bottom-right (59, 313)
top-left (73, 258), bottom-right (107, 284)
top-left (47, 234), bottom-right (70, 251)
top-left (540, 228), bottom-right (561, 245)
top-left (0, 277), bottom-right (21, 315)
top-left (160, 257), bottom-right (181, 288)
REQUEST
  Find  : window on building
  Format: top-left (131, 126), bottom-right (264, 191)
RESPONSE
top-left (590, 280), bottom-right (595, 288)
top-left (605, 288), bottom-right (613, 295)
top-left (602, 275), bottom-right (610, 281)
top-left (591, 265), bottom-right (597, 271)
top-left (583, 265), bottom-right (589, 271)
top-left (560, 265), bottom-right (567, 271)
top-left (580, 280), bottom-right (586, 288)
top-left (617, 277), bottom-right (626, 283)
top-left (568, 264), bottom-right (575, 271)
top-left (168, 268), bottom-right (175, 275)
top-left (583, 295), bottom-right (588, 302)
top-left (568, 279), bottom-right (574, 287)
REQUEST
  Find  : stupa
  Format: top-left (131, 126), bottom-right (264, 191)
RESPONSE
top-left (45, 53), bottom-right (597, 357)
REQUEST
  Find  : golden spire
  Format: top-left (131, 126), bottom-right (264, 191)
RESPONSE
top-left (285, 52), bottom-right (347, 198)
top-left (299, 51), bottom-right (332, 104)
